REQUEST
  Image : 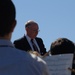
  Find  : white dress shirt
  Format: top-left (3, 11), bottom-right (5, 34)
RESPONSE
top-left (26, 35), bottom-right (40, 52)
top-left (0, 39), bottom-right (49, 75)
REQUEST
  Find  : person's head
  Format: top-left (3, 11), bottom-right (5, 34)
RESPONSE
top-left (0, 0), bottom-right (16, 38)
top-left (25, 20), bottom-right (39, 39)
top-left (50, 38), bottom-right (75, 55)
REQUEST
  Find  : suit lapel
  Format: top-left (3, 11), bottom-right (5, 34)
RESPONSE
top-left (24, 36), bottom-right (32, 50)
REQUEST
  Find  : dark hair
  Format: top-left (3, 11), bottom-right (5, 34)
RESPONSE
top-left (50, 38), bottom-right (75, 55)
top-left (0, 0), bottom-right (16, 36)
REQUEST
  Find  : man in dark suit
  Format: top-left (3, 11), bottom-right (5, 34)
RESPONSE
top-left (13, 20), bottom-right (47, 55)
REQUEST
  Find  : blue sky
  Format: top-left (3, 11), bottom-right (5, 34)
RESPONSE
top-left (12, 0), bottom-right (75, 51)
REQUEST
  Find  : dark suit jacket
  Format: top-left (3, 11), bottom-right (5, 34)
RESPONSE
top-left (13, 36), bottom-right (46, 55)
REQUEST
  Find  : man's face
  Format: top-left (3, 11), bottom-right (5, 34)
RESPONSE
top-left (26, 24), bottom-right (39, 39)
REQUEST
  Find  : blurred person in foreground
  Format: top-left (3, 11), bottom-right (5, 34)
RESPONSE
top-left (0, 0), bottom-right (49, 75)
top-left (50, 38), bottom-right (75, 75)
top-left (50, 38), bottom-right (75, 55)
top-left (14, 20), bottom-right (47, 56)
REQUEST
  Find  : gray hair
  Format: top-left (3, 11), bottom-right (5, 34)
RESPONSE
top-left (25, 20), bottom-right (38, 28)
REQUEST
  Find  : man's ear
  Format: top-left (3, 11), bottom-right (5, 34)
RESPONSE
top-left (11, 20), bottom-right (17, 32)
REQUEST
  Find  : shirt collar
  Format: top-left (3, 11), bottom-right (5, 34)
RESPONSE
top-left (25, 35), bottom-right (32, 41)
top-left (0, 39), bottom-right (14, 47)
top-left (25, 35), bottom-right (36, 42)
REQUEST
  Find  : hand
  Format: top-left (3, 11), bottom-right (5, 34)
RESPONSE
top-left (28, 51), bottom-right (41, 56)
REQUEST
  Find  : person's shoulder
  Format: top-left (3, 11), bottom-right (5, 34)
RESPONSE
top-left (13, 48), bottom-right (46, 65)
top-left (14, 36), bottom-right (25, 43)
top-left (11, 48), bottom-right (36, 62)
top-left (36, 37), bottom-right (43, 40)
top-left (11, 48), bottom-right (49, 75)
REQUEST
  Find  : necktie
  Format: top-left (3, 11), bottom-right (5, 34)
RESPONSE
top-left (31, 39), bottom-right (39, 52)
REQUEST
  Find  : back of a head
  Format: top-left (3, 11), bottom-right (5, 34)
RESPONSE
top-left (25, 20), bottom-right (38, 28)
top-left (0, 0), bottom-right (16, 36)
top-left (50, 38), bottom-right (75, 55)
